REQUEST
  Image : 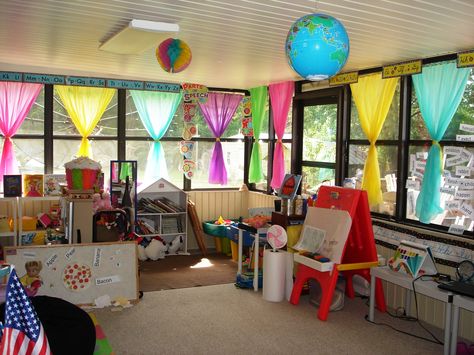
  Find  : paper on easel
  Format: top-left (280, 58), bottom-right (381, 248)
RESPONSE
top-left (388, 240), bottom-right (437, 278)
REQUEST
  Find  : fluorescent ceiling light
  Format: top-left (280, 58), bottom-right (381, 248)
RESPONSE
top-left (99, 19), bottom-right (180, 55)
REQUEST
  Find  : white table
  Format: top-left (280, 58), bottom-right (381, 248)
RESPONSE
top-left (370, 267), bottom-right (453, 355)
top-left (235, 226), bottom-right (268, 292)
top-left (450, 294), bottom-right (474, 355)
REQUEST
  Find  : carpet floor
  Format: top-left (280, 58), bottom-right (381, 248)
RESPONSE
top-left (139, 253), bottom-right (237, 292)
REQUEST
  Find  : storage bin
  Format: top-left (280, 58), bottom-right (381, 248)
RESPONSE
top-left (202, 221), bottom-right (230, 238)
top-left (226, 225), bottom-right (266, 247)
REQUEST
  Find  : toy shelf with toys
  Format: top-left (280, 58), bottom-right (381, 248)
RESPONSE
top-left (135, 178), bottom-right (189, 261)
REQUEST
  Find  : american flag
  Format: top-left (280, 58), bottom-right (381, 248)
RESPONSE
top-left (0, 269), bottom-right (51, 355)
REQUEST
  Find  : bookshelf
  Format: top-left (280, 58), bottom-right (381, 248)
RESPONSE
top-left (0, 197), bottom-right (18, 246)
top-left (137, 178), bottom-right (188, 256)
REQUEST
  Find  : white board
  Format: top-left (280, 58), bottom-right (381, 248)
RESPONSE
top-left (5, 241), bottom-right (138, 305)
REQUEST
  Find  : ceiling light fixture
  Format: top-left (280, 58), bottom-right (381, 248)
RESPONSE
top-left (99, 19), bottom-right (180, 55)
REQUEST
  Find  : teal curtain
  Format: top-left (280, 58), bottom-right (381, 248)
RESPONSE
top-left (248, 86), bottom-right (268, 183)
top-left (130, 90), bottom-right (182, 183)
top-left (413, 61), bottom-right (470, 223)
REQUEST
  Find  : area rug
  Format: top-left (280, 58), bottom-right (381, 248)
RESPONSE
top-left (139, 253), bottom-right (237, 292)
top-left (89, 313), bottom-right (115, 355)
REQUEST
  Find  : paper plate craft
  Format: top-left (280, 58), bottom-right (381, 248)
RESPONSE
top-left (182, 122), bottom-right (197, 140)
top-left (181, 160), bottom-right (196, 179)
top-left (156, 38), bottom-right (192, 73)
top-left (267, 224), bottom-right (288, 251)
top-left (63, 263), bottom-right (92, 292)
top-left (183, 103), bottom-right (197, 122)
top-left (179, 140), bottom-right (195, 159)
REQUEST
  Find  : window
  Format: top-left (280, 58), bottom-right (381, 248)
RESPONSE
top-left (298, 92), bottom-right (340, 195)
top-left (407, 67), bottom-right (474, 232)
top-left (347, 79), bottom-right (400, 216)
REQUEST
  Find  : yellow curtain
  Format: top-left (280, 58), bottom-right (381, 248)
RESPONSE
top-left (56, 86), bottom-right (115, 157)
top-left (350, 73), bottom-right (398, 207)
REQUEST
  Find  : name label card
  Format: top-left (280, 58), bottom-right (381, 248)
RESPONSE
top-left (382, 60), bottom-right (422, 78)
top-left (448, 224), bottom-right (465, 235)
top-left (0, 72), bottom-right (22, 82)
top-left (457, 50), bottom-right (474, 68)
top-left (24, 73), bottom-right (65, 84)
top-left (444, 146), bottom-right (462, 156)
top-left (456, 135), bottom-right (474, 142)
top-left (460, 124), bottom-right (474, 133)
top-left (405, 179), bottom-right (420, 190)
top-left (66, 76), bottom-right (105, 87)
top-left (329, 71), bottom-right (358, 86)
top-left (107, 79), bottom-right (144, 90)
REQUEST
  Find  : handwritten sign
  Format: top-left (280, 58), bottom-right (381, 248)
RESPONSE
top-left (456, 135), bottom-right (474, 142)
top-left (444, 146), bottom-right (462, 156)
top-left (460, 124), bottom-right (474, 133)
top-left (445, 200), bottom-right (461, 211)
top-left (93, 248), bottom-right (102, 267)
top-left (382, 60), bottom-right (422, 78)
top-left (0, 72), bottom-right (22, 82)
top-left (107, 79), bottom-right (144, 90)
top-left (440, 186), bottom-right (456, 195)
top-left (460, 203), bottom-right (474, 219)
top-left (448, 224), bottom-right (465, 235)
top-left (455, 190), bottom-right (474, 200)
top-left (416, 151), bottom-right (428, 160)
top-left (457, 50), bottom-right (474, 68)
top-left (45, 253), bottom-right (59, 268)
top-left (329, 71), bottom-right (358, 86)
top-left (95, 275), bottom-right (121, 286)
top-left (405, 179), bottom-right (420, 190)
top-left (414, 161), bottom-right (426, 170)
top-left (66, 76), bottom-right (105, 87)
top-left (182, 82), bottom-right (208, 103)
top-left (24, 73), bottom-right (65, 84)
top-left (446, 155), bottom-right (470, 167)
top-left (65, 247), bottom-right (76, 260)
top-left (22, 252), bottom-right (37, 259)
top-left (456, 166), bottom-right (471, 176)
top-left (413, 171), bottom-right (424, 179)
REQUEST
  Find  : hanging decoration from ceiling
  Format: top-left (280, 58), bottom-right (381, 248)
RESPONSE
top-left (285, 13), bottom-right (350, 81)
top-left (156, 38), bottom-right (192, 73)
top-left (241, 96), bottom-right (253, 136)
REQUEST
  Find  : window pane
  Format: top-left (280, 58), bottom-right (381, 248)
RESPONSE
top-left (406, 145), bottom-right (474, 232)
top-left (284, 103), bottom-right (293, 138)
top-left (347, 145), bottom-right (398, 216)
top-left (301, 166), bottom-right (335, 196)
top-left (125, 140), bottom-right (184, 188)
top-left (53, 139), bottom-right (117, 188)
top-left (53, 88), bottom-right (118, 136)
top-left (17, 87), bottom-right (44, 135)
top-left (192, 141), bottom-right (244, 188)
top-left (411, 68), bottom-right (473, 140)
top-left (350, 81), bottom-right (400, 140)
top-left (11, 138), bottom-right (44, 174)
top-left (254, 141), bottom-right (268, 191)
top-left (303, 104), bottom-right (337, 163)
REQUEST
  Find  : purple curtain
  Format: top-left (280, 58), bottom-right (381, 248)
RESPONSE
top-left (198, 93), bottom-right (242, 184)
top-left (0, 82), bottom-right (42, 182)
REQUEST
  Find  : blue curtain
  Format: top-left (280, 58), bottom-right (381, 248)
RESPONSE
top-left (413, 61), bottom-right (470, 223)
top-left (130, 90), bottom-right (182, 183)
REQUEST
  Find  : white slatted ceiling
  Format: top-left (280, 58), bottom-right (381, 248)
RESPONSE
top-left (0, 0), bottom-right (472, 89)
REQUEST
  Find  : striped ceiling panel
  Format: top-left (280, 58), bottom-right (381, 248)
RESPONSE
top-left (0, 0), bottom-right (472, 89)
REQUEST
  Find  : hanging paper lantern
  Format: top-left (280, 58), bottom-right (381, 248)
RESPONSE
top-left (285, 13), bottom-right (350, 81)
top-left (156, 38), bottom-right (192, 73)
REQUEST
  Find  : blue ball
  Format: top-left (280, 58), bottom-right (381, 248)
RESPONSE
top-left (286, 13), bottom-right (350, 81)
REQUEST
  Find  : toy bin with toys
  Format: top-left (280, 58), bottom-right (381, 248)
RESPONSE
top-left (202, 216), bottom-right (235, 255)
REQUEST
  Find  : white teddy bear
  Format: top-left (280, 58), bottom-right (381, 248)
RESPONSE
top-left (145, 239), bottom-right (168, 261)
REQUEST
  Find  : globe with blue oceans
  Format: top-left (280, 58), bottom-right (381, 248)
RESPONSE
top-left (286, 13), bottom-right (350, 81)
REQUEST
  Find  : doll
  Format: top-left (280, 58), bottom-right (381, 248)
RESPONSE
top-left (20, 260), bottom-right (43, 297)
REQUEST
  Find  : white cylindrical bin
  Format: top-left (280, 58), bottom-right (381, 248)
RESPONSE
top-left (263, 249), bottom-right (287, 302)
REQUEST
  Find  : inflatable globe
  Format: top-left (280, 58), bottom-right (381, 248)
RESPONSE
top-left (285, 13), bottom-right (350, 81)
top-left (156, 38), bottom-right (192, 73)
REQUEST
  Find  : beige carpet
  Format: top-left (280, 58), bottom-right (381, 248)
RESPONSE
top-left (139, 253), bottom-right (237, 292)
top-left (94, 284), bottom-right (444, 355)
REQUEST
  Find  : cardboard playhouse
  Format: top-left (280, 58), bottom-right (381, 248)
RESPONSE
top-left (290, 186), bottom-right (386, 321)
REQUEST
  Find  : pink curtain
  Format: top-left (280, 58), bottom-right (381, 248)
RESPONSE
top-left (269, 81), bottom-right (294, 189)
top-left (0, 82), bottom-right (42, 181)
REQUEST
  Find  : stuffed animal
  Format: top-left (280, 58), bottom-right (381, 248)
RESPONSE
top-left (145, 239), bottom-right (168, 260)
top-left (137, 245), bottom-right (148, 261)
top-left (167, 235), bottom-right (183, 255)
top-left (92, 192), bottom-right (113, 213)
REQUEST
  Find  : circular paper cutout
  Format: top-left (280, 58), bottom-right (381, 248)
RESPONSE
top-left (267, 225), bottom-right (287, 250)
top-left (63, 263), bottom-right (92, 292)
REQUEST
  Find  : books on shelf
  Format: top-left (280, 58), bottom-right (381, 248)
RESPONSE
top-left (138, 197), bottom-right (185, 214)
top-left (3, 175), bottom-right (22, 197)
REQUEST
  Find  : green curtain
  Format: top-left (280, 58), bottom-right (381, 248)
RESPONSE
top-left (248, 86), bottom-right (267, 183)
top-left (412, 62), bottom-right (470, 223)
top-left (350, 73), bottom-right (399, 207)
